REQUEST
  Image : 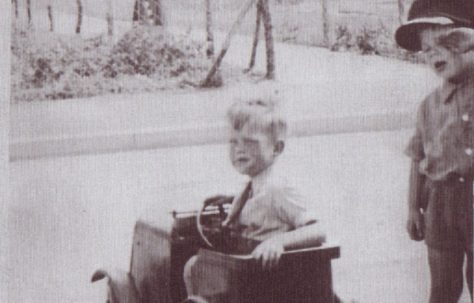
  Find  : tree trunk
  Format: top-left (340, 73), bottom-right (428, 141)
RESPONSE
top-left (246, 0), bottom-right (262, 71)
top-left (76, 0), bottom-right (83, 34)
top-left (321, 0), bottom-right (330, 48)
top-left (47, 5), bottom-right (54, 32)
top-left (201, 0), bottom-right (257, 87)
top-left (260, 0), bottom-right (275, 79)
top-left (106, 0), bottom-right (114, 36)
top-left (132, 0), bottom-right (140, 23)
top-left (13, 0), bottom-right (18, 18)
top-left (398, 0), bottom-right (405, 25)
top-left (26, 0), bottom-right (32, 26)
top-left (152, 0), bottom-right (162, 26)
top-left (132, 0), bottom-right (161, 25)
top-left (205, 0), bottom-right (214, 57)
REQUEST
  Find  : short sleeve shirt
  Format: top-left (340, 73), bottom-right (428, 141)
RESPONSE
top-left (405, 76), bottom-right (474, 181)
top-left (233, 167), bottom-right (318, 242)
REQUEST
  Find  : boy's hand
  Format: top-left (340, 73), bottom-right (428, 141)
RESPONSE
top-left (252, 238), bottom-right (284, 270)
top-left (407, 209), bottom-right (424, 241)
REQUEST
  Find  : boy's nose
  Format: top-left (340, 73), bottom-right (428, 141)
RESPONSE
top-left (424, 47), bottom-right (440, 58)
top-left (425, 51), bottom-right (442, 64)
top-left (234, 149), bottom-right (247, 156)
top-left (233, 143), bottom-right (246, 152)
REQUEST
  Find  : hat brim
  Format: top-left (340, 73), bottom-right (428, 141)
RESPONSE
top-left (395, 17), bottom-right (455, 51)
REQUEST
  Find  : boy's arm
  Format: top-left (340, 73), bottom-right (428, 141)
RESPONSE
top-left (407, 160), bottom-right (425, 241)
top-left (272, 222), bottom-right (326, 250)
top-left (405, 98), bottom-right (428, 242)
top-left (252, 219), bottom-right (326, 269)
top-left (251, 223), bottom-right (325, 269)
top-left (252, 185), bottom-right (325, 268)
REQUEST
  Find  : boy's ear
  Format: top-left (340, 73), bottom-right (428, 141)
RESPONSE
top-left (273, 140), bottom-right (285, 156)
top-left (439, 28), bottom-right (474, 53)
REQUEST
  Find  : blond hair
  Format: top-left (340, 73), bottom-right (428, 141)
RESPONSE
top-left (227, 95), bottom-right (288, 142)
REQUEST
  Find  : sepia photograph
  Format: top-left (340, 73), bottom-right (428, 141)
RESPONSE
top-left (2, 0), bottom-right (473, 302)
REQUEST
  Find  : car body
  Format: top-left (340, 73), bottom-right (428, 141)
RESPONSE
top-left (92, 208), bottom-right (340, 303)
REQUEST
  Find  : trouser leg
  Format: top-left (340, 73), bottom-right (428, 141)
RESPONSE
top-left (428, 246), bottom-right (465, 303)
top-left (183, 255), bottom-right (199, 296)
top-left (465, 249), bottom-right (473, 301)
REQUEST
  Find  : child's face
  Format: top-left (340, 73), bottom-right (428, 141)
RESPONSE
top-left (419, 26), bottom-right (474, 82)
top-left (229, 124), bottom-right (280, 177)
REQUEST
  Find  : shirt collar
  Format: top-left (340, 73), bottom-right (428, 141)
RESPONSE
top-left (250, 165), bottom-right (274, 195)
top-left (441, 73), bottom-right (474, 104)
top-left (440, 81), bottom-right (459, 104)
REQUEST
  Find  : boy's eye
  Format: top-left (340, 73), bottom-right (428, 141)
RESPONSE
top-left (421, 46), bottom-right (431, 53)
top-left (243, 138), bottom-right (258, 145)
top-left (420, 42), bottom-right (435, 54)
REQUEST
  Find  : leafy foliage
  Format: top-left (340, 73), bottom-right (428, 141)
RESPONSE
top-left (104, 26), bottom-right (207, 79)
top-left (11, 25), bottom-right (213, 103)
top-left (330, 24), bottom-right (423, 63)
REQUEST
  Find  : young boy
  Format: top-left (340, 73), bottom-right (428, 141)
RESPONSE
top-left (183, 95), bottom-right (326, 298)
top-left (395, 1), bottom-right (474, 302)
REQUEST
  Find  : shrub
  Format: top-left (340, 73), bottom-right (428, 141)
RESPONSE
top-left (11, 25), bottom-right (216, 103)
top-left (11, 26), bottom-right (111, 100)
top-left (103, 26), bottom-right (209, 80)
top-left (330, 23), bottom-right (423, 63)
top-left (278, 21), bottom-right (299, 43)
top-left (330, 25), bottom-right (353, 52)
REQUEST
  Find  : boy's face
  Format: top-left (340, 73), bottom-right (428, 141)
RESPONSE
top-left (229, 124), bottom-right (281, 177)
top-left (419, 26), bottom-right (474, 82)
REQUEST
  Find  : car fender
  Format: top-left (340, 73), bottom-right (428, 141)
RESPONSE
top-left (91, 268), bottom-right (140, 303)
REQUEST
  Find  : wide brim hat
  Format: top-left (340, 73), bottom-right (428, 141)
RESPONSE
top-left (395, 0), bottom-right (474, 51)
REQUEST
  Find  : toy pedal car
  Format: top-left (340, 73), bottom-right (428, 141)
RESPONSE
top-left (92, 197), bottom-right (340, 303)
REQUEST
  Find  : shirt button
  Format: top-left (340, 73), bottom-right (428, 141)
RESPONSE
top-left (459, 177), bottom-right (465, 183)
top-left (462, 114), bottom-right (469, 121)
top-left (466, 148), bottom-right (473, 156)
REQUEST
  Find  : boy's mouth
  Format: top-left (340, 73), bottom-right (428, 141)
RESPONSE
top-left (434, 61), bottom-right (447, 72)
top-left (235, 157), bottom-right (250, 165)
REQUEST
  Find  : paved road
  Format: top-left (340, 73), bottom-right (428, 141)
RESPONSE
top-left (8, 130), bottom-right (471, 303)
top-left (10, 28), bottom-right (440, 160)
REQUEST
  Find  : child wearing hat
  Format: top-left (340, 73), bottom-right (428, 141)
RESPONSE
top-left (395, 1), bottom-right (474, 302)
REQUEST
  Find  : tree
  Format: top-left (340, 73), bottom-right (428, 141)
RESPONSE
top-left (321, 0), bottom-right (330, 47)
top-left (76, 0), bottom-right (83, 34)
top-left (201, 0), bottom-right (257, 87)
top-left (260, 0), bottom-right (275, 79)
top-left (246, 0), bottom-right (262, 71)
top-left (398, 0), bottom-right (406, 25)
top-left (132, 0), bottom-right (162, 26)
top-left (12, 0), bottom-right (18, 18)
top-left (201, 0), bottom-right (276, 86)
top-left (133, 0), bottom-right (140, 23)
top-left (151, 0), bottom-right (162, 26)
top-left (47, 5), bottom-right (54, 32)
top-left (245, 0), bottom-right (275, 78)
top-left (205, 0), bottom-right (214, 57)
top-left (106, 0), bottom-right (114, 37)
top-left (26, 0), bottom-right (32, 26)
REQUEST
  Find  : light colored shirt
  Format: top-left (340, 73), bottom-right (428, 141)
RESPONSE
top-left (230, 166), bottom-right (318, 242)
top-left (406, 75), bottom-right (474, 181)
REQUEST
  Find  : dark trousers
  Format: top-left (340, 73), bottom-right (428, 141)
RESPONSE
top-left (424, 175), bottom-right (473, 303)
top-left (428, 246), bottom-right (473, 303)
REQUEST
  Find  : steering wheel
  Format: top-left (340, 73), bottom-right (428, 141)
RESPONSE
top-left (196, 195), bottom-right (233, 250)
